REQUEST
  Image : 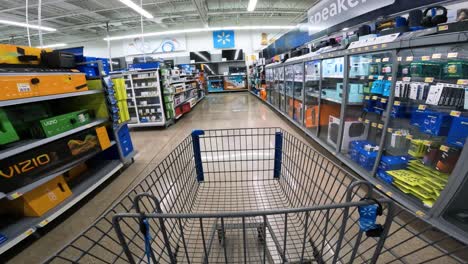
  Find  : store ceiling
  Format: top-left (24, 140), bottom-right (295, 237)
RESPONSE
top-left (0, 0), bottom-right (318, 46)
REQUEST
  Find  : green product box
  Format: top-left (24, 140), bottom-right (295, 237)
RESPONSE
top-left (0, 109), bottom-right (20, 145)
top-left (163, 95), bottom-right (173, 103)
top-left (443, 60), bottom-right (468, 78)
top-left (35, 110), bottom-right (91, 138)
top-left (409, 61), bottom-right (442, 78)
top-left (86, 79), bottom-right (103, 90)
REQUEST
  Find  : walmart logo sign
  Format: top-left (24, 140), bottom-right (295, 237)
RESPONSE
top-left (213, 30), bottom-right (235, 49)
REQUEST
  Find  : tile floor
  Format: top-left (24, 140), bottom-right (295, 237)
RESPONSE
top-left (6, 92), bottom-right (320, 264)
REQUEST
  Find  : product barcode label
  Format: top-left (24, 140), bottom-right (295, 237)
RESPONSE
top-left (432, 53), bottom-right (442, 59)
top-left (397, 57), bottom-right (402, 61)
top-left (457, 79), bottom-right (468, 85)
top-left (418, 104), bottom-right (427, 110)
top-left (17, 83), bottom-right (31, 93)
top-left (406, 56), bottom-right (414, 62)
top-left (402, 77), bottom-right (411, 82)
top-left (382, 58), bottom-right (389, 62)
top-left (448, 52), bottom-right (458, 58)
top-left (373, 45), bottom-right (378, 49)
top-left (440, 145), bottom-right (449, 152)
top-left (450, 111), bottom-right (461, 117)
top-left (421, 56), bottom-right (430, 61)
top-left (365, 119), bottom-right (370, 124)
top-left (372, 96), bottom-right (378, 100)
top-left (378, 124), bottom-right (384, 129)
top-left (387, 128), bottom-right (393, 133)
top-left (365, 96), bottom-right (370, 100)
top-left (382, 44), bottom-right (388, 48)
top-left (394, 101), bottom-right (400, 106)
top-left (375, 58), bottom-right (382, 63)
top-left (371, 122), bottom-right (377, 127)
top-left (381, 98), bottom-right (387, 103)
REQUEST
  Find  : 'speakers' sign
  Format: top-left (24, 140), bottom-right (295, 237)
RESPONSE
top-left (307, 0), bottom-right (395, 33)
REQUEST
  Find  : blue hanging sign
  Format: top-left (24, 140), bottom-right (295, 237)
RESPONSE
top-left (213, 30), bottom-right (235, 49)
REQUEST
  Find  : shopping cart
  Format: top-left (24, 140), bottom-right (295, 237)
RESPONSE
top-left (46, 128), bottom-right (468, 264)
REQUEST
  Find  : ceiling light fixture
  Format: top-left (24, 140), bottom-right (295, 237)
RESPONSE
top-left (119, 0), bottom-right (154, 19)
top-left (342, 27), bottom-right (349, 31)
top-left (104, 25), bottom-right (295, 41)
top-left (37, 43), bottom-right (67, 49)
top-left (247, 0), bottom-right (258, 12)
top-left (0, 19), bottom-right (56, 32)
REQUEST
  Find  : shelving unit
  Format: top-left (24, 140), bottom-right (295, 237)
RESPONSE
top-left (115, 69), bottom-right (167, 127)
top-left (160, 69), bottom-right (205, 121)
top-left (251, 31), bottom-right (468, 245)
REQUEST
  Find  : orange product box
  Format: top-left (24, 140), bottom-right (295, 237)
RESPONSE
top-left (305, 104), bottom-right (341, 128)
top-left (8, 176), bottom-right (72, 217)
top-left (0, 70), bottom-right (88, 101)
top-left (0, 44), bottom-right (50, 66)
top-left (64, 163), bottom-right (88, 182)
top-left (293, 100), bottom-right (302, 121)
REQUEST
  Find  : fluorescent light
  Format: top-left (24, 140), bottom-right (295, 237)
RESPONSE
top-left (104, 25), bottom-right (295, 41)
top-left (37, 43), bottom-right (67, 49)
top-left (0, 19), bottom-right (56, 32)
top-left (120, 0), bottom-right (153, 19)
top-left (247, 0), bottom-right (258, 12)
top-left (342, 27), bottom-right (349, 31)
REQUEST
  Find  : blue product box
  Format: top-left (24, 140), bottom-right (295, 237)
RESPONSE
top-left (376, 169), bottom-right (394, 184)
top-left (359, 148), bottom-right (378, 171)
top-left (374, 98), bottom-right (387, 115)
top-left (349, 140), bottom-right (370, 162)
top-left (363, 97), bottom-right (376, 112)
top-left (117, 124), bottom-right (134, 157)
top-left (422, 112), bottom-right (453, 136)
top-left (447, 116), bottom-right (468, 147)
top-left (410, 109), bottom-right (427, 127)
top-left (391, 104), bottom-right (409, 118)
top-left (128, 62), bottom-right (160, 70)
top-left (382, 81), bottom-right (392, 97)
top-left (370, 80), bottom-right (384, 95)
top-left (77, 66), bottom-right (98, 77)
top-left (379, 155), bottom-right (409, 171)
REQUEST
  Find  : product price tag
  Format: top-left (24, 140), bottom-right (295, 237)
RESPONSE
top-left (360, 76), bottom-right (365, 80)
top-left (386, 191), bottom-right (393, 197)
top-left (421, 56), bottom-right (430, 61)
top-left (387, 128), bottom-right (393, 133)
top-left (418, 104), bottom-right (427, 110)
top-left (378, 124), bottom-right (384, 129)
top-left (376, 184), bottom-right (383, 190)
top-left (448, 52), bottom-right (458, 58)
top-left (440, 145), bottom-right (450, 152)
top-left (382, 57), bottom-right (389, 62)
top-left (432, 53), bottom-right (442, 59)
top-left (381, 98), bottom-right (387, 103)
top-left (358, 117), bottom-right (363, 122)
top-left (397, 57), bottom-right (402, 61)
top-left (450, 110), bottom-right (461, 117)
top-left (382, 44), bottom-right (388, 48)
top-left (415, 211), bottom-right (426, 217)
top-left (457, 79), bottom-right (468, 85)
top-left (10, 192), bottom-right (22, 199)
top-left (438, 25), bottom-right (449, 31)
top-left (368, 75), bottom-right (374, 80)
top-left (424, 77), bottom-right (434, 83)
top-left (38, 220), bottom-right (49, 227)
top-left (24, 229), bottom-right (34, 236)
top-left (365, 47), bottom-right (369, 51)
top-left (402, 77), bottom-right (411, 82)
top-left (388, 76), bottom-right (393, 81)
top-left (372, 96), bottom-right (378, 100)
top-left (394, 101), bottom-right (400, 106)
top-left (365, 96), bottom-right (370, 100)
top-left (357, 48), bottom-right (362, 52)
top-left (406, 134), bottom-right (413, 139)
top-left (378, 76), bottom-right (384, 80)
top-left (351, 49), bottom-right (355, 53)
top-left (365, 119), bottom-right (370, 124)
top-left (395, 130), bottom-right (402, 135)
top-left (375, 58), bottom-right (382, 63)
top-left (373, 45), bottom-right (378, 50)
top-left (423, 140), bottom-right (432, 146)
top-left (17, 83), bottom-right (31, 93)
top-left (406, 56), bottom-right (414, 62)
top-left (371, 122), bottom-right (377, 127)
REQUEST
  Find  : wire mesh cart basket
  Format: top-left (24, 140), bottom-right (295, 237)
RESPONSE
top-left (46, 128), bottom-right (468, 264)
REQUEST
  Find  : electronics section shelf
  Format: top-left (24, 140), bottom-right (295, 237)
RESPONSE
top-left (160, 68), bottom-right (206, 121)
top-left (249, 33), bottom-right (468, 243)
top-left (0, 90), bottom-right (104, 108)
top-left (0, 160), bottom-right (123, 255)
top-left (116, 69), bottom-right (167, 127)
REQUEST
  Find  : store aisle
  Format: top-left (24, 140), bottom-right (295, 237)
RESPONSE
top-left (6, 92), bottom-right (315, 264)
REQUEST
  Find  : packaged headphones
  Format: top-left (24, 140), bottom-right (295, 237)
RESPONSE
top-left (421, 6), bottom-right (448, 27)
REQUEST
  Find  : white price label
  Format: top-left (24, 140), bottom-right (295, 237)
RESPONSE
top-left (406, 56), bottom-right (414, 62)
top-left (448, 52), bottom-right (458, 58)
top-left (17, 83), bottom-right (31, 93)
top-left (432, 53), bottom-right (442, 59)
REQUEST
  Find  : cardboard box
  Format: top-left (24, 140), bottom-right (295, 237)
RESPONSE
top-left (8, 176), bottom-right (72, 217)
top-left (32, 110), bottom-right (91, 138)
top-left (0, 109), bottom-right (19, 145)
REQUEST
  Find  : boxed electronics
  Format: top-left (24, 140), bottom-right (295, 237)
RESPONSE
top-left (447, 116), bottom-right (468, 147)
top-left (327, 116), bottom-right (369, 152)
top-left (41, 51), bottom-right (76, 69)
top-left (409, 61), bottom-right (442, 77)
top-left (5, 175), bottom-right (72, 217)
top-left (0, 127), bottom-right (110, 194)
top-left (443, 60), bottom-right (468, 78)
top-left (421, 111), bottom-right (453, 136)
top-left (304, 104), bottom-right (340, 128)
top-left (0, 44), bottom-right (50, 66)
top-left (0, 109), bottom-right (20, 145)
top-left (0, 69), bottom-right (88, 101)
top-left (359, 145), bottom-right (379, 171)
top-left (379, 156), bottom-right (409, 171)
top-left (30, 110), bottom-right (91, 138)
